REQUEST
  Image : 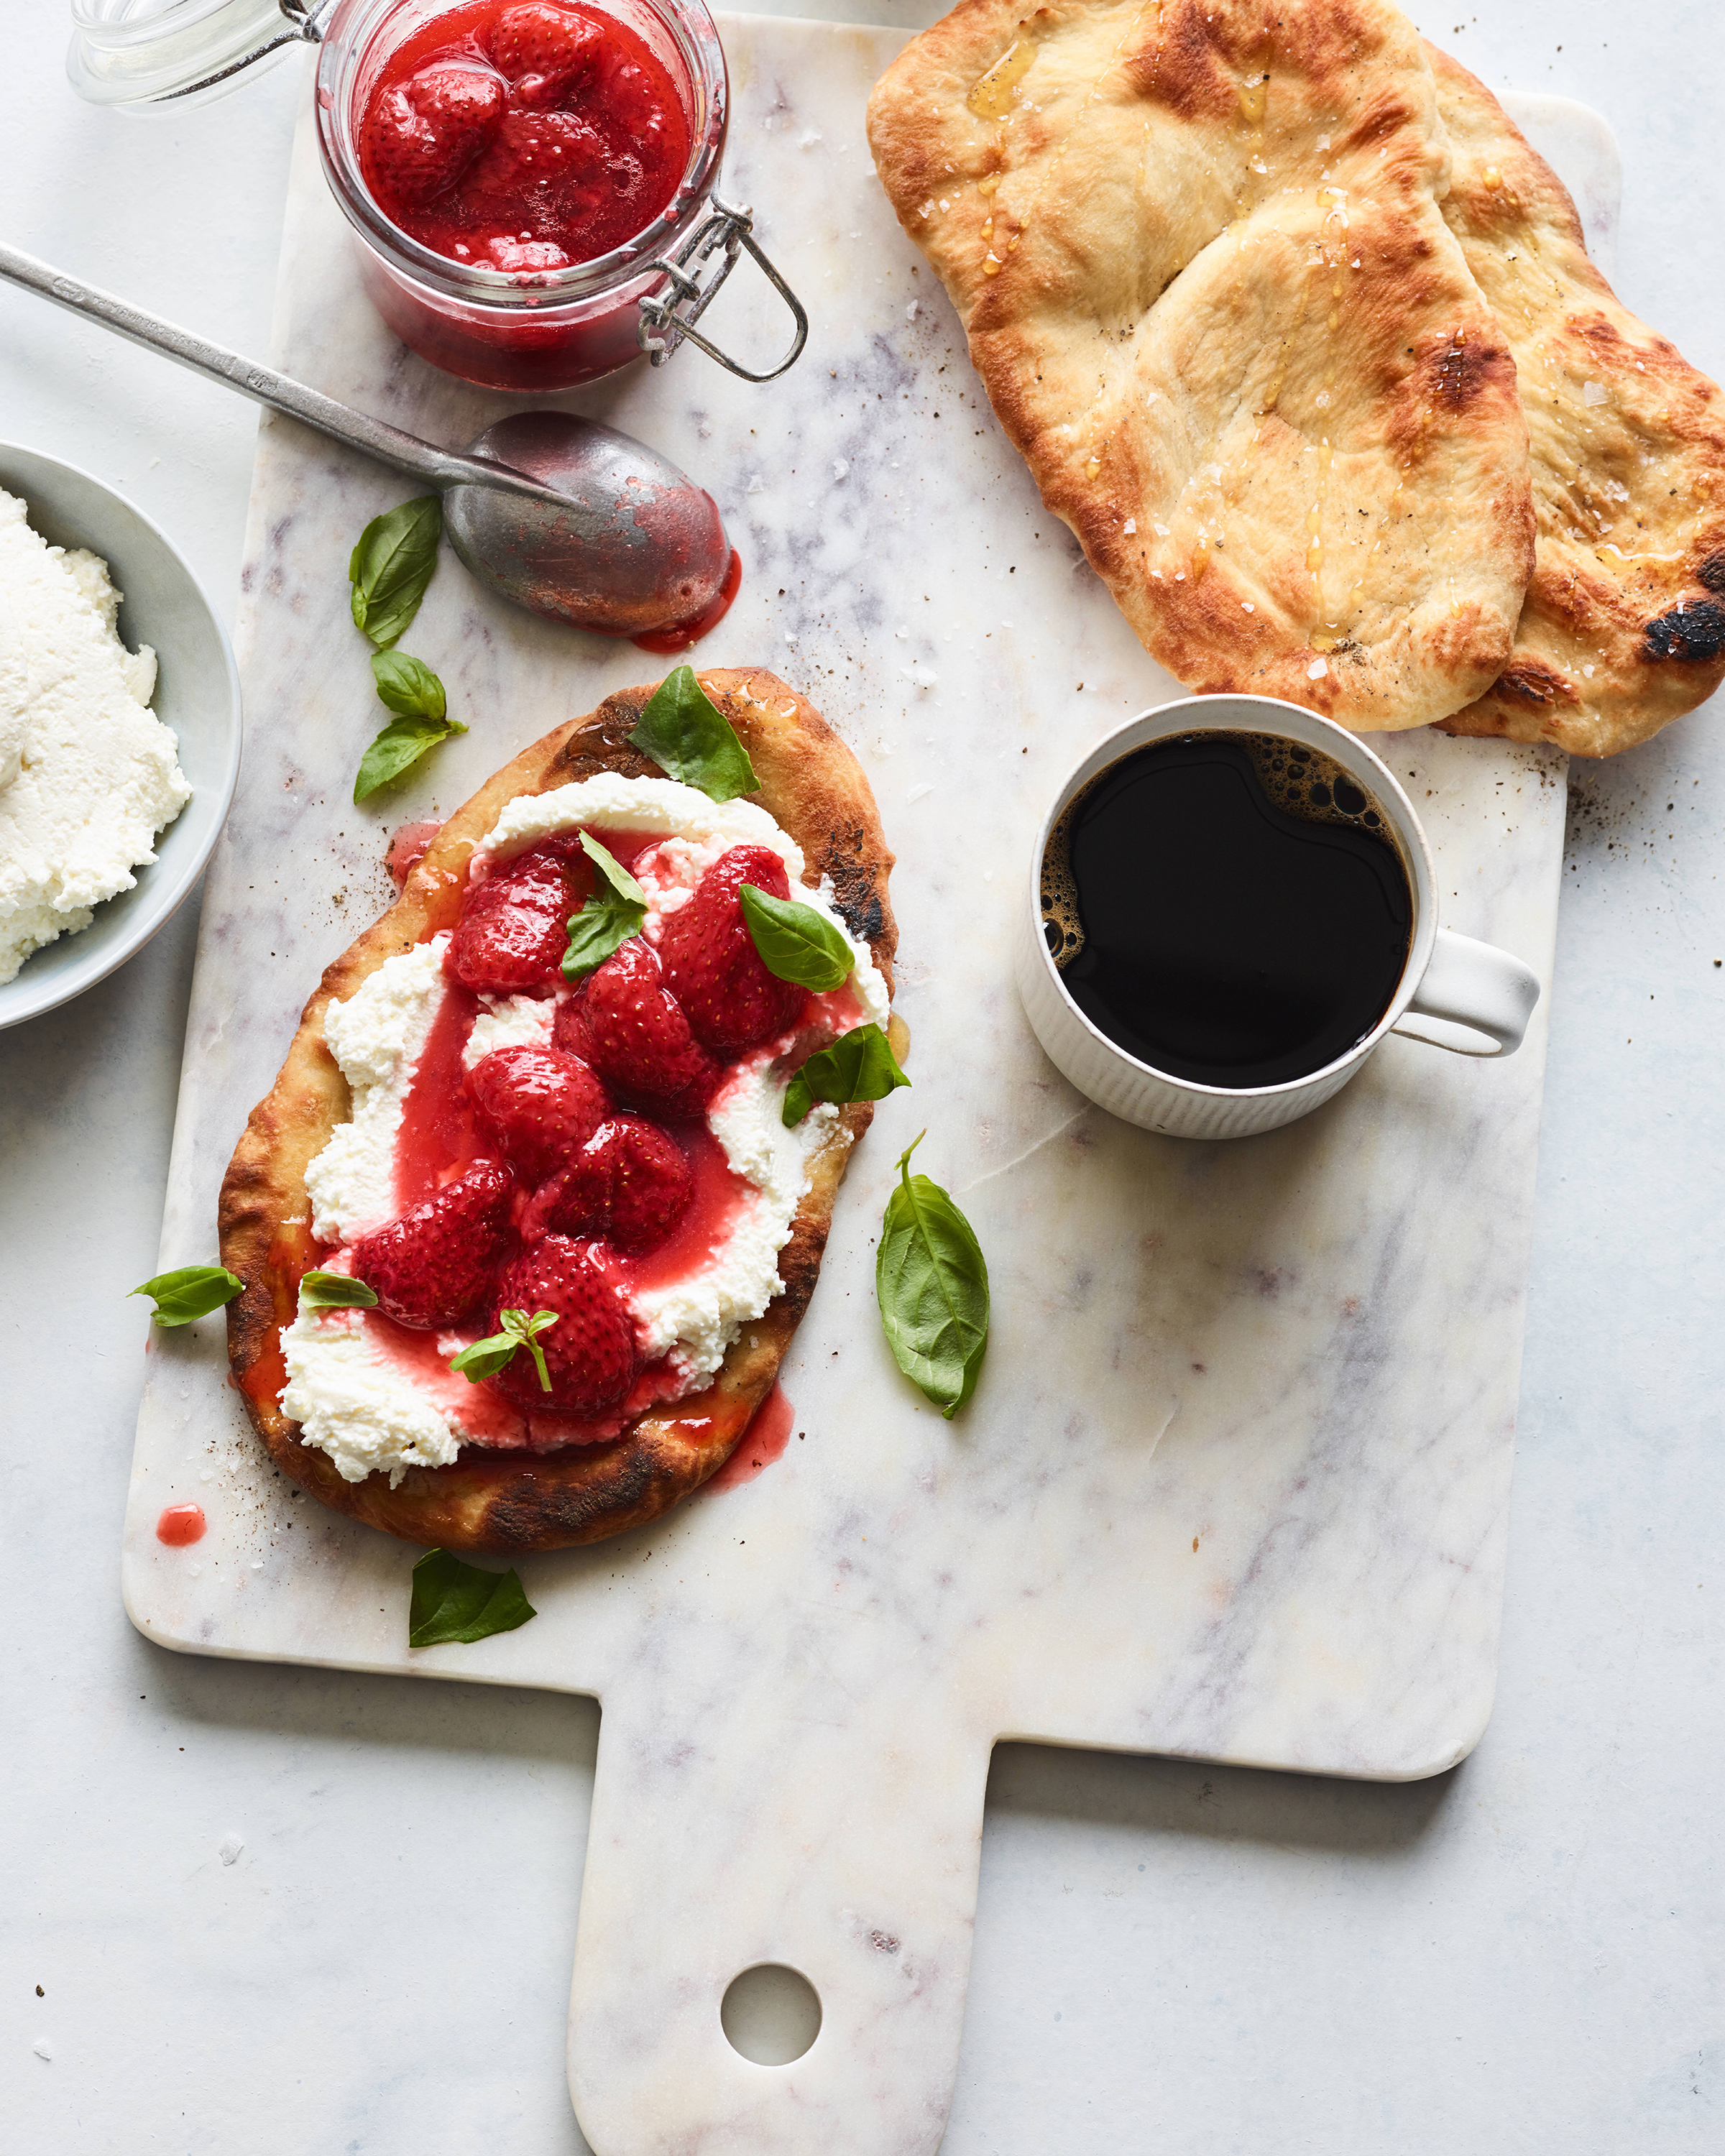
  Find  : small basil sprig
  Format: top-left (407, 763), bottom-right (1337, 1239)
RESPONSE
top-left (408, 1547), bottom-right (537, 1648)
top-left (628, 665), bottom-right (758, 802)
top-left (354, 654), bottom-right (466, 803)
top-left (131, 1265), bottom-right (244, 1327)
top-left (783, 1022), bottom-right (910, 1128)
top-left (875, 1134), bottom-right (990, 1419)
top-left (299, 1271), bottom-right (379, 1310)
top-left (741, 884), bottom-right (855, 992)
top-left (350, 496), bottom-right (441, 649)
top-left (449, 1308), bottom-right (558, 1390)
top-left (562, 832), bottom-right (648, 979)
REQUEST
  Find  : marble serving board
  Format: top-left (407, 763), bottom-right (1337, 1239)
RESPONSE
top-left (124, 22), bottom-right (1614, 2154)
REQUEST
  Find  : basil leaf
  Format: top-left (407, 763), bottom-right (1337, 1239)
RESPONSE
top-left (579, 830), bottom-right (647, 906)
top-left (371, 650), bottom-right (446, 719)
top-left (562, 831), bottom-right (648, 979)
top-left (353, 712), bottom-right (467, 803)
top-left (299, 1271), bottom-right (379, 1310)
top-left (740, 884), bottom-right (855, 992)
top-left (562, 894), bottom-right (644, 977)
top-left (627, 665), bottom-right (759, 801)
top-left (408, 1548), bottom-right (537, 1648)
top-left (350, 496), bottom-right (441, 649)
top-left (783, 1022), bottom-right (911, 1127)
top-left (130, 1265), bottom-right (244, 1327)
top-left (875, 1133), bottom-right (989, 1419)
top-left (450, 1308), bottom-right (557, 1389)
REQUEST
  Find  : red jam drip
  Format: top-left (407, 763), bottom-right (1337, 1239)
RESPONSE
top-left (359, 0), bottom-right (692, 274)
top-left (707, 1382), bottom-right (796, 1489)
top-left (607, 1113), bottom-right (750, 1297)
top-left (155, 1504), bottom-right (207, 1547)
top-left (394, 982), bottom-right (486, 1212)
top-left (632, 548), bottom-right (743, 655)
top-left (388, 820), bottom-right (443, 890)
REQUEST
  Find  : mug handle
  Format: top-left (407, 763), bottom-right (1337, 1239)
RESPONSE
top-left (1392, 928), bottom-right (1542, 1058)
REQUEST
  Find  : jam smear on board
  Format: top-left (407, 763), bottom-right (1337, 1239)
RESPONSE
top-left (359, 0), bottom-right (692, 272)
top-left (707, 1381), bottom-right (796, 1489)
top-left (632, 548), bottom-right (743, 655)
top-left (156, 1504), bottom-right (208, 1547)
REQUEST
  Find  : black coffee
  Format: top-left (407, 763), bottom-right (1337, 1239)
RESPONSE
top-left (1041, 731), bottom-right (1412, 1089)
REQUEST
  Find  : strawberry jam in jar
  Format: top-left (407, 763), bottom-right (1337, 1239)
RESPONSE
top-left (313, 0), bottom-right (745, 389)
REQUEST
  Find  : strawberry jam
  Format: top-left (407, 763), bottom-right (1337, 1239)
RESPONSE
top-left (304, 813), bottom-right (866, 1462)
top-left (358, 1), bottom-right (692, 275)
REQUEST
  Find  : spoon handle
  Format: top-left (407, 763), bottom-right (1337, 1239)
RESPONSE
top-left (0, 241), bottom-right (571, 511)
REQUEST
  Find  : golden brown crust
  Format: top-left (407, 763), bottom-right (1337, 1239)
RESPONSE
top-left (867, 0), bottom-right (1535, 732)
top-left (1427, 44), bottom-right (1725, 755)
top-left (219, 671), bottom-right (899, 1554)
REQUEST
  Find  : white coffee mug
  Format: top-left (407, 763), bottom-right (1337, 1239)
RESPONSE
top-left (1013, 694), bottom-right (1542, 1141)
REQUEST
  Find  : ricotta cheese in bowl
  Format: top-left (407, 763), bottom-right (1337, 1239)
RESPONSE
top-left (282, 774), bottom-right (891, 1486)
top-left (0, 487), bottom-right (192, 985)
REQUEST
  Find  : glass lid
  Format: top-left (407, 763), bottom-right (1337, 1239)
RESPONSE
top-left (66, 0), bottom-right (334, 109)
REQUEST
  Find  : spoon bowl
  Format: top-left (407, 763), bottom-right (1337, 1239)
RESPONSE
top-left (446, 413), bottom-right (730, 637)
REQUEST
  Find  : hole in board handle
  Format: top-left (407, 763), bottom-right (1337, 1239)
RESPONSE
top-left (720, 1963), bottom-right (822, 2065)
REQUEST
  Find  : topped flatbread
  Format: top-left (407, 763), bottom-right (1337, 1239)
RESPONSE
top-left (1428, 45), bottom-right (1725, 757)
top-left (868, 0), bottom-right (1535, 731)
top-left (219, 671), bottom-right (899, 1555)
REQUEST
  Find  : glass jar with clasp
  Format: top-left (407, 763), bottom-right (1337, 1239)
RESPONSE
top-left (66, 0), bottom-right (806, 392)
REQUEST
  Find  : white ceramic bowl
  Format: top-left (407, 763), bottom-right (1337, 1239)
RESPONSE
top-left (0, 443), bottom-right (242, 1030)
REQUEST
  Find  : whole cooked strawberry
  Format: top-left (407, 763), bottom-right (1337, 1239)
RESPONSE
top-left (487, 1234), bottom-right (635, 1414)
top-left (520, 1143), bottom-right (610, 1245)
top-left (467, 1044), bottom-right (610, 1182)
top-left (488, 1), bottom-right (602, 107)
top-left (656, 844), bottom-right (808, 1054)
top-left (603, 1117), bottom-right (695, 1252)
top-left (362, 63), bottom-right (506, 209)
top-left (448, 836), bottom-right (589, 996)
top-left (461, 110), bottom-right (608, 223)
top-left (555, 939), bottom-right (720, 1118)
top-left (349, 1159), bottom-right (515, 1330)
top-left (525, 1115), bottom-right (694, 1253)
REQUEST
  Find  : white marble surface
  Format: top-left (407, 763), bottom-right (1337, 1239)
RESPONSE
top-left (2, 3), bottom-right (1722, 2152)
top-left (122, 22), bottom-right (1581, 2147)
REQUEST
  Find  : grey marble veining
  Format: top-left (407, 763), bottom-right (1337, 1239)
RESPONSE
top-left (123, 24), bottom-right (1604, 2153)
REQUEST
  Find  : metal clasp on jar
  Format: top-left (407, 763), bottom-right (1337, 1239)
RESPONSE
top-left (636, 197), bottom-right (808, 383)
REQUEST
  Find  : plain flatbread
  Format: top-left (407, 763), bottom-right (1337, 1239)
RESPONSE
top-left (1428, 45), bottom-right (1725, 757)
top-left (867, 0), bottom-right (1535, 731)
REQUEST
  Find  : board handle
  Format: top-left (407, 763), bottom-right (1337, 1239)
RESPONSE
top-left (569, 1684), bottom-right (991, 2155)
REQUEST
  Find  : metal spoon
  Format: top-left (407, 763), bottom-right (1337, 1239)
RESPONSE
top-left (0, 241), bottom-right (731, 637)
